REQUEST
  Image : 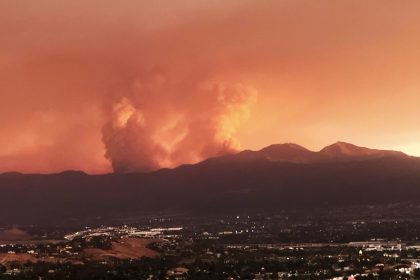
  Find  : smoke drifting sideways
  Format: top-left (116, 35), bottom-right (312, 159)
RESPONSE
top-left (102, 73), bottom-right (257, 173)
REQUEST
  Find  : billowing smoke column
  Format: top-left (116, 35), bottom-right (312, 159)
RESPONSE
top-left (102, 73), bottom-right (257, 173)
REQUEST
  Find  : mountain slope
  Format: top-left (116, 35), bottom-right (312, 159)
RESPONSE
top-left (0, 142), bottom-right (418, 225)
top-left (201, 141), bottom-right (408, 166)
top-left (319, 141), bottom-right (406, 159)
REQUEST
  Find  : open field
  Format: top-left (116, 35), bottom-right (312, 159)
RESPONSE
top-left (0, 228), bottom-right (32, 241)
top-left (0, 253), bottom-right (69, 265)
top-left (83, 238), bottom-right (160, 260)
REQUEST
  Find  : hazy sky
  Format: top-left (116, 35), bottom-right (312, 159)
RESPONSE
top-left (1, 0), bottom-right (420, 173)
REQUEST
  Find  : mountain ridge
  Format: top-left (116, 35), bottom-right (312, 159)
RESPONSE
top-left (197, 141), bottom-right (409, 169)
top-left (0, 141), bottom-right (410, 176)
top-left (0, 141), bottom-right (419, 225)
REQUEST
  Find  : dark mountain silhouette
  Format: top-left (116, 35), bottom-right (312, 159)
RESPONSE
top-left (202, 141), bottom-right (407, 165)
top-left (319, 141), bottom-right (405, 159)
top-left (1, 142), bottom-right (420, 225)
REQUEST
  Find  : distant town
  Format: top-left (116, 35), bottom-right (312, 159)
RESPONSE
top-left (1, 205), bottom-right (420, 279)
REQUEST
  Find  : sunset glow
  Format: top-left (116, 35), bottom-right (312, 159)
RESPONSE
top-left (1, 0), bottom-right (420, 173)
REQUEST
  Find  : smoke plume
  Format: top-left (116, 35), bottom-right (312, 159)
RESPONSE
top-left (102, 73), bottom-right (257, 173)
top-left (3, 1), bottom-right (420, 173)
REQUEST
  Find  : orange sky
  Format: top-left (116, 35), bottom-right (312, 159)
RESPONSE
top-left (1, 0), bottom-right (420, 173)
